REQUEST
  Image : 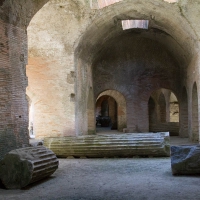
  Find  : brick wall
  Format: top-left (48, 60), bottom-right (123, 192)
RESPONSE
top-left (93, 35), bottom-right (181, 133)
top-left (0, 19), bottom-right (29, 160)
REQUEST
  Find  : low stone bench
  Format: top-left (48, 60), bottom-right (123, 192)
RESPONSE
top-left (44, 132), bottom-right (170, 158)
top-left (171, 145), bottom-right (200, 175)
top-left (0, 146), bottom-right (59, 189)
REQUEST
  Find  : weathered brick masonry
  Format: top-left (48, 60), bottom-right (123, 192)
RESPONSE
top-left (93, 35), bottom-right (181, 133)
top-left (0, 19), bottom-right (29, 160)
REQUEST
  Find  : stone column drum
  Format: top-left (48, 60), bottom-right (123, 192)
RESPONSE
top-left (0, 146), bottom-right (59, 189)
top-left (44, 132), bottom-right (170, 158)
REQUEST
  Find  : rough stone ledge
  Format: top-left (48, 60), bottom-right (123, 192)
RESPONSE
top-left (171, 145), bottom-right (200, 175)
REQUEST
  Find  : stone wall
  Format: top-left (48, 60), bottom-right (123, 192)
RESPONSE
top-left (27, 0), bottom-right (94, 138)
top-left (93, 36), bottom-right (181, 132)
top-left (26, 0), bottom-right (200, 138)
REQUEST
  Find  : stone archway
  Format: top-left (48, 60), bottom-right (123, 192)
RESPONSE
top-left (149, 89), bottom-right (179, 136)
top-left (96, 95), bottom-right (117, 130)
top-left (169, 92), bottom-right (179, 122)
top-left (96, 90), bottom-right (127, 132)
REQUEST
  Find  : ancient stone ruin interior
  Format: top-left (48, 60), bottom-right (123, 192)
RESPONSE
top-left (1, 0), bottom-right (200, 199)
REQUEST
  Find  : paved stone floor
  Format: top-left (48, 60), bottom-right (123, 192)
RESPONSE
top-left (1, 136), bottom-right (199, 200)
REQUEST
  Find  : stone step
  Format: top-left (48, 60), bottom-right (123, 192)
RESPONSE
top-left (44, 132), bottom-right (170, 158)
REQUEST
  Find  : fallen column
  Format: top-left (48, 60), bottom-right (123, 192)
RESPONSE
top-left (171, 145), bottom-right (200, 175)
top-left (44, 132), bottom-right (170, 158)
top-left (0, 146), bottom-right (59, 189)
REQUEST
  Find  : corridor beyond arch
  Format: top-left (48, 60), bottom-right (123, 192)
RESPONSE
top-left (96, 90), bottom-right (127, 132)
top-left (148, 89), bottom-right (179, 136)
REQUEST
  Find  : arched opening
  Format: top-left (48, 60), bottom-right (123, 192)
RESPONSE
top-left (96, 90), bottom-right (127, 133)
top-left (170, 92), bottom-right (179, 122)
top-left (101, 99), bottom-right (110, 117)
top-left (27, 0), bottom-right (90, 138)
top-left (27, 96), bottom-right (35, 139)
top-left (96, 95), bottom-right (117, 132)
top-left (149, 89), bottom-right (179, 136)
top-left (192, 82), bottom-right (199, 142)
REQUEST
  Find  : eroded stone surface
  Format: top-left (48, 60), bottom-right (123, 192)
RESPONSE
top-left (171, 145), bottom-right (200, 175)
top-left (44, 132), bottom-right (170, 158)
top-left (0, 146), bottom-right (58, 189)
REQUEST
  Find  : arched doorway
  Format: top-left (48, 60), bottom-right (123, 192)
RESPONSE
top-left (149, 89), bottom-right (179, 136)
top-left (96, 90), bottom-right (127, 132)
top-left (96, 95), bottom-right (117, 131)
top-left (27, 96), bottom-right (35, 139)
top-left (169, 92), bottom-right (179, 122)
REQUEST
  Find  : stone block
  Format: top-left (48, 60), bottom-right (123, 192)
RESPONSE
top-left (171, 145), bottom-right (200, 175)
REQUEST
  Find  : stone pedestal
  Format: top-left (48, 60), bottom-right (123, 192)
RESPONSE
top-left (44, 132), bottom-right (170, 158)
top-left (0, 146), bottom-right (59, 189)
top-left (171, 145), bottom-right (200, 175)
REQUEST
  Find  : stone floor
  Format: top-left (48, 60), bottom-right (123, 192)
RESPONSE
top-left (1, 156), bottom-right (200, 200)
top-left (1, 135), bottom-right (200, 200)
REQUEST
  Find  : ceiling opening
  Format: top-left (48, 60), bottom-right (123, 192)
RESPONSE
top-left (122, 20), bottom-right (149, 30)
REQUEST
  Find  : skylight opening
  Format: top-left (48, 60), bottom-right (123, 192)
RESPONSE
top-left (122, 20), bottom-right (149, 30)
top-left (164, 0), bottom-right (178, 3)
